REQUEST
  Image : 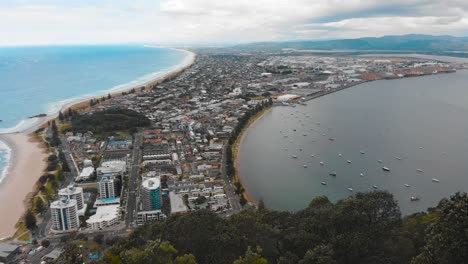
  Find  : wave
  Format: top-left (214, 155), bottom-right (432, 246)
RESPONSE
top-left (0, 140), bottom-right (12, 184)
top-left (0, 118), bottom-right (42, 134)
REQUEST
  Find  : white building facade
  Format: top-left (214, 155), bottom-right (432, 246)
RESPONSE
top-left (50, 198), bottom-right (79, 233)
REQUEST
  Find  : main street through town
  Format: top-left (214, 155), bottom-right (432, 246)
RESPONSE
top-left (125, 131), bottom-right (143, 228)
top-left (222, 145), bottom-right (241, 212)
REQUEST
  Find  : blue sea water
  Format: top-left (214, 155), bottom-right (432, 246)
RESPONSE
top-left (0, 45), bottom-right (189, 182)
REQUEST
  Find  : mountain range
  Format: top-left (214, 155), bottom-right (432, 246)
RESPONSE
top-left (235, 34), bottom-right (468, 52)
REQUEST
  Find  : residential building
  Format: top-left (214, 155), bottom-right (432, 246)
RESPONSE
top-left (58, 183), bottom-right (85, 215)
top-left (141, 178), bottom-right (162, 211)
top-left (86, 205), bottom-right (120, 229)
top-left (0, 243), bottom-right (19, 263)
top-left (50, 198), bottom-right (79, 233)
top-left (98, 175), bottom-right (120, 199)
top-left (136, 210), bottom-right (166, 225)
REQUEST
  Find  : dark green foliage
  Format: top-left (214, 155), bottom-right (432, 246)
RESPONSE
top-left (299, 244), bottom-right (336, 264)
top-left (35, 198), bottom-right (45, 213)
top-left (234, 246), bottom-right (268, 264)
top-left (71, 108), bottom-right (150, 134)
top-left (49, 120), bottom-right (61, 146)
top-left (58, 150), bottom-right (70, 172)
top-left (68, 191), bottom-right (468, 264)
top-left (412, 192), bottom-right (468, 264)
top-left (41, 239), bottom-right (50, 248)
top-left (46, 160), bottom-right (59, 171)
top-left (47, 154), bottom-right (57, 162)
top-left (94, 234), bottom-right (104, 244)
top-left (24, 209), bottom-right (36, 230)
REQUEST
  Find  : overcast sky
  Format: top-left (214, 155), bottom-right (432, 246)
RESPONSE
top-left (1, 0), bottom-right (467, 46)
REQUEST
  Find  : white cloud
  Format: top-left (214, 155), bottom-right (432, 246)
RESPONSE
top-left (0, 0), bottom-right (467, 46)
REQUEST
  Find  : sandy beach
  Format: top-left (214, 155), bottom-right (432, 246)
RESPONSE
top-left (0, 133), bottom-right (48, 239)
top-left (0, 49), bottom-right (196, 239)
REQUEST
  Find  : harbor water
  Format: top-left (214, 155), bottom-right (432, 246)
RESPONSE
top-left (239, 70), bottom-right (468, 215)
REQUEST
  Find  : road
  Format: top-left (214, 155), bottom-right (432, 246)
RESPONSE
top-left (222, 145), bottom-right (241, 212)
top-left (59, 136), bottom-right (79, 177)
top-left (125, 131), bottom-right (143, 228)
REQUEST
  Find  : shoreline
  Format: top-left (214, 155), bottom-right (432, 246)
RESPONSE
top-left (0, 48), bottom-right (196, 135)
top-left (0, 132), bottom-right (48, 239)
top-left (233, 107), bottom-right (272, 205)
top-left (0, 48), bottom-right (196, 239)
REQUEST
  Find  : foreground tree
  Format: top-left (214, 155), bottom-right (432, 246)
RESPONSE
top-left (412, 192), bottom-right (468, 264)
top-left (234, 246), bottom-right (267, 264)
top-left (299, 244), bottom-right (336, 264)
top-left (24, 209), bottom-right (36, 230)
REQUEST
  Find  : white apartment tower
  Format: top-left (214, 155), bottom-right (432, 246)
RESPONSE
top-left (58, 183), bottom-right (84, 211)
top-left (50, 198), bottom-right (79, 232)
top-left (99, 175), bottom-right (117, 199)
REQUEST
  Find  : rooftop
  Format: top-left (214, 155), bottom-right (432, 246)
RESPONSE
top-left (142, 177), bottom-right (161, 190)
top-left (86, 204), bottom-right (120, 224)
top-left (0, 243), bottom-right (19, 258)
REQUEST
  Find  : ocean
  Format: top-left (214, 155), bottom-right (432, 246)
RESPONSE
top-left (0, 45), bottom-right (189, 183)
top-left (239, 70), bottom-right (468, 215)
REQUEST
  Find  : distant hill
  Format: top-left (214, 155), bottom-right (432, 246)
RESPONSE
top-left (235, 34), bottom-right (468, 52)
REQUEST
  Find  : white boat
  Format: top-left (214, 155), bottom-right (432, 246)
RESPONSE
top-left (411, 196), bottom-right (420, 201)
top-left (310, 154), bottom-right (314, 157)
top-left (321, 182), bottom-right (327, 185)
top-left (417, 169), bottom-right (423, 172)
top-left (329, 172), bottom-right (337, 176)
top-left (338, 153), bottom-right (342, 157)
top-left (319, 162), bottom-right (324, 165)
top-left (382, 166), bottom-right (390, 172)
top-left (419, 146), bottom-right (423, 149)
top-left (360, 173), bottom-right (364, 177)
top-left (347, 188), bottom-right (353, 192)
top-left (404, 184), bottom-right (411, 187)
top-left (395, 157), bottom-right (402, 160)
top-left (378, 160), bottom-right (383, 163)
top-left (432, 178), bottom-right (440, 182)
top-left (292, 155), bottom-right (298, 159)
top-left (360, 151), bottom-right (365, 154)
top-left (303, 165), bottom-right (308, 168)
top-left (372, 185), bottom-right (378, 189)
top-left (347, 160), bottom-right (352, 164)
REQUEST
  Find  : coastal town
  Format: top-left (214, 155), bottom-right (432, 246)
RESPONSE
top-left (0, 49), bottom-right (465, 263)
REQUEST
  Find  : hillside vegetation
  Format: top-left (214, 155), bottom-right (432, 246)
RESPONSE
top-left (71, 108), bottom-right (150, 134)
top-left (55, 191), bottom-right (468, 264)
